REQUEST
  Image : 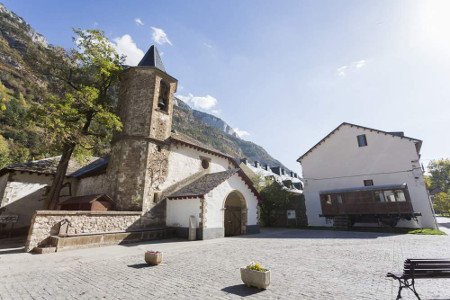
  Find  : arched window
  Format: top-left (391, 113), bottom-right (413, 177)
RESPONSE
top-left (158, 80), bottom-right (170, 111)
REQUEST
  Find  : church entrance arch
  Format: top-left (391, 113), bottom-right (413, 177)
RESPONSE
top-left (223, 190), bottom-right (247, 236)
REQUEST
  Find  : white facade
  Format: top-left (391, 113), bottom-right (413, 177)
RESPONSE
top-left (162, 143), bottom-right (232, 190)
top-left (204, 173), bottom-right (259, 229)
top-left (299, 123), bottom-right (437, 229)
top-left (0, 173), bottom-right (60, 228)
top-left (166, 197), bottom-right (201, 228)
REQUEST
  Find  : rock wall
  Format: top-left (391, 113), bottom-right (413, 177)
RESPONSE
top-left (25, 210), bottom-right (144, 252)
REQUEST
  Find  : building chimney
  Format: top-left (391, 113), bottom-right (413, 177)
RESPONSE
top-left (264, 164), bottom-right (270, 171)
top-left (254, 161), bottom-right (260, 168)
top-left (290, 171), bottom-right (294, 177)
top-left (240, 158), bottom-right (248, 164)
top-left (281, 169), bottom-right (286, 175)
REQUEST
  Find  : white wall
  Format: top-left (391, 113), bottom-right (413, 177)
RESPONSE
top-left (162, 144), bottom-right (232, 190)
top-left (204, 173), bottom-right (259, 229)
top-left (300, 125), bottom-right (436, 229)
top-left (0, 173), bottom-right (52, 228)
top-left (166, 197), bottom-right (200, 227)
top-left (0, 174), bottom-right (8, 207)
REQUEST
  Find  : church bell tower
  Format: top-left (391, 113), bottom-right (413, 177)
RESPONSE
top-left (107, 45), bottom-right (178, 220)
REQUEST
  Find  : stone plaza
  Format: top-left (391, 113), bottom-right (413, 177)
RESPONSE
top-left (1, 228), bottom-right (449, 299)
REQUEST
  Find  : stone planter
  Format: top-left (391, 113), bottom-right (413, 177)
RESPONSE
top-left (240, 267), bottom-right (271, 289)
top-left (145, 251), bottom-right (162, 265)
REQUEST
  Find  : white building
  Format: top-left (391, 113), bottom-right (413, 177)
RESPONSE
top-left (239, 159), bottom-right (303, 194)
top-left (297, 122), bottom-right (437, 229)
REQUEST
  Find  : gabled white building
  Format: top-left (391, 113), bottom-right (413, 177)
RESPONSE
top-left (297, 122), bottom-right (437, 229)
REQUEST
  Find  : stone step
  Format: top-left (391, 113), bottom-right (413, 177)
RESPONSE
top-left (34, 227), bottom-right (176, 253)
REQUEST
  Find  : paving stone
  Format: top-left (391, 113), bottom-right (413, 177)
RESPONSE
top-left (0, 228), bottom-right (449, 299)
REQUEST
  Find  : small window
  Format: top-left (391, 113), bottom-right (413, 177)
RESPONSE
top-left (201, 159), bottom-right (210, 169)
top-left (158, 80), bottom-right (170, 111)
top-left (357, 134), bottom-right (368, 147)
top-left (326, 195), bottom-right (332, 205)
top-left (337, 194), bottom-right (343, 204)
top-left (364, 180), bottom-right (374, 186)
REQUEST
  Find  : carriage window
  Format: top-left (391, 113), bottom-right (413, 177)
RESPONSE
top-left (337, 194), bottom-right (343, 204)
top-left (383, 190), bottom-right (396, 202)
top-left (158, 80), bottom-right (170, 111)
top-left (375, 191), bottom-right (385, 202)
top-left (395, 190), bottom-right (406, 202)
top-left (326, 195), bottom-right (332, 205)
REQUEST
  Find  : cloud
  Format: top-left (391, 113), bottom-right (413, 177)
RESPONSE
top-left (336, 59), bottom-right (367, 77)
top-left (203, 42), bottom-right (213, 48)
top-left (337, 66), bottom-right (348, 77)
top-left (112, 34), bottom-right (144, 66)
top-left (354, 60), bottom-right (366, 69)
top-left (135, 18), bottom-right (144, 26)
top-left (177, 93), bottom-right (218, 111)
top-left (151, 27), bottom-right (172, 46)
top-left (234, 128), bottom-right (251, 138)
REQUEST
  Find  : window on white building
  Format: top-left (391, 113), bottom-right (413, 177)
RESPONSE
top-left (364, 179), bottom-right (374, 186)
top-left (357, 134), bottom-right (368, 147)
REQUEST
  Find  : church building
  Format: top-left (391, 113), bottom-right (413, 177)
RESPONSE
top-left (1, 45), bottom-right (261, 251)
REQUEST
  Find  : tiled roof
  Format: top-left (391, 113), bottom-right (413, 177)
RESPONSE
top-left (1, 156), bottom-right (97, 176)
top-left (69, 157), bottom-right (109, 178)
top-left (167, 168), bottom-right (262, 202)
top-left (168, 169), bottom-right (239, 199)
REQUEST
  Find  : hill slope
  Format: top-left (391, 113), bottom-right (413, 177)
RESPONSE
top-left (0, 3), bottom-right (290, 171)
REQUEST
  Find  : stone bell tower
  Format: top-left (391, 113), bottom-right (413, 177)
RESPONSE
top-left (107, 45), bottom-right (177, 221)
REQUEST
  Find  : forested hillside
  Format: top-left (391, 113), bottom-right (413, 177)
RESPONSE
top-left (0, 3), bottom-right (290, 171)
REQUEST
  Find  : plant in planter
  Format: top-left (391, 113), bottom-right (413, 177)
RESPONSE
top-left (240, 262), bottom-right (271, 289)
top-left (144, 251), bottom-right (162, 266)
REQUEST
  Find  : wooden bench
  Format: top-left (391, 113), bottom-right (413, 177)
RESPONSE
top-left (387, 259), bottom-right (450, 299)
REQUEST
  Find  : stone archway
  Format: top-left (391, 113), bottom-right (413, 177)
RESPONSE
top-left (223, 190), bottom-right (247, 237)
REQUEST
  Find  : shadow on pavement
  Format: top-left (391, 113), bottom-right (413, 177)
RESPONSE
top-left (236, 228), bottom-right (402, 240)
top-left (127, 263), bottom-right (153, 269)
top-left (438, 221), bottom-right (450, 229)
top-left (0, 236), bottom-right (26, 255)
top-left (221, 284), bottom-right (265, 297)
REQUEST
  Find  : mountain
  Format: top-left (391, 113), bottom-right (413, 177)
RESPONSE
top-left (0, 3), bottom-right (291, 172)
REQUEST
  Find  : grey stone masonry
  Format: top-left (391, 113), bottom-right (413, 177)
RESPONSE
top-left (107, 65), bottom-right (177, 213)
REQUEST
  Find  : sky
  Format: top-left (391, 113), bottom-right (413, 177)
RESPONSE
top-left (4, 0), bottom-right (450, 173)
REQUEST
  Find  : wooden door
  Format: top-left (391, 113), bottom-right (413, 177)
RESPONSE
top-left (225, 207), bottom-right (242, 236)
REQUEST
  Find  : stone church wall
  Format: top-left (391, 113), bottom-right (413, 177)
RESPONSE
top-left (25, 210), bottom-right (144, 251)
top-left (75, 174), bottom-right (111, 198)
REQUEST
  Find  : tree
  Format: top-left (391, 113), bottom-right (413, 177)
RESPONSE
top-left (0, 135), bottom-right (10, 168)
top-left (258, 177), bottom-right (291, 227)
top-left (428, 159), bottom-right (450, 192)
top-left (433, 192), bottom-right (450, 216)
top-left (428, 159), bottom-right (450, 215)
top-left (32, 29), bottom-right (123, 209)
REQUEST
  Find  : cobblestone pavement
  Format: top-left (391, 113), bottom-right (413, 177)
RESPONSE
top-left (0, 229), bottom-right (449, 300)
top-left (437, 216), bottom-right (450, 235)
